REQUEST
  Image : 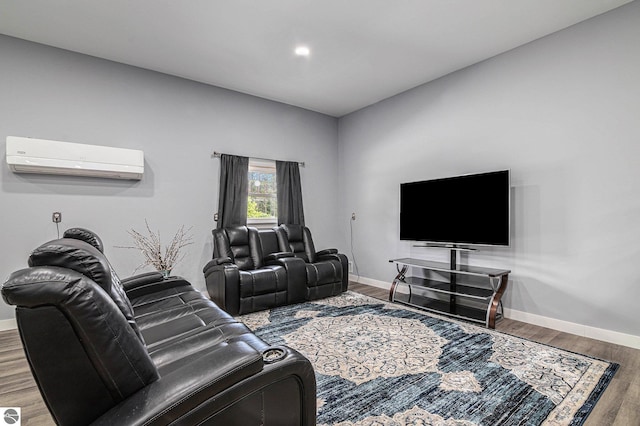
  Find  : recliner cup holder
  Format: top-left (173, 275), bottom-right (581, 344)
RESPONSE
top-left (262, 346), bottom-right (287, 364)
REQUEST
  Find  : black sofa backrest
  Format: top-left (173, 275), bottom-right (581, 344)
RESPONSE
top-left (3, 243), bottom-right (159, 425)
top-left (28, 238), bottom-right (145, 343)
top-left (213, 226), bottom-right (271, 270)
top-left (275, 224), bottom-right (318, 263)
top-left (259, 228), bottom-right (281, 257)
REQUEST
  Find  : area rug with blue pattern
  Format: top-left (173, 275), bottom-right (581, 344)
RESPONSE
top-left (240, 291), bottom-right (618, 426)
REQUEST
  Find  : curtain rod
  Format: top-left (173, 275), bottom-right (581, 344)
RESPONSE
top-left (211, 151), bottom-right (305, 167)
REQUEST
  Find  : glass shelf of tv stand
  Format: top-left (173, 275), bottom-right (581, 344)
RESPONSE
top-left (391, 258), bottom-right (510, 278)
top-left (389, 258), bottom-right (511, 328)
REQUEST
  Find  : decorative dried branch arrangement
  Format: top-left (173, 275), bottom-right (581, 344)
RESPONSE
top-left (118, 220), bottom-right (194, 274)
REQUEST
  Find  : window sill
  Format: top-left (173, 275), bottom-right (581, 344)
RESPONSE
top-left (248, 218), bottom-right (277, 229)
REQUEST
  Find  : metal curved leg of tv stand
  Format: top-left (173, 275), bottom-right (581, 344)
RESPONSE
top-left (389, 264), bottom-right (409, 302)
top-left (486, 274), bottom-right (509, 328)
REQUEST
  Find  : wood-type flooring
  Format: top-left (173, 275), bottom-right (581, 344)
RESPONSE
top-left (0, 282), bottom-right (637, 425)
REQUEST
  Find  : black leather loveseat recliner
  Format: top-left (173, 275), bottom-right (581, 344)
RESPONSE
top-left (1, 228), bottom-right (316, 426)
top-left (203, 224), bottom-right (348, 316)
top-left (203, 225), bottom-right (308, 316)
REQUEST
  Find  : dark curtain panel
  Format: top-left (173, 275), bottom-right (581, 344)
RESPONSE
top-left (276, 160), bottom-right (305, 226)
top-left (217, 154), bottom-right (249, 229)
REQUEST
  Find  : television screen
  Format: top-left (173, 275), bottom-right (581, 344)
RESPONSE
top-left (400, 170), bottom-right (510, 246)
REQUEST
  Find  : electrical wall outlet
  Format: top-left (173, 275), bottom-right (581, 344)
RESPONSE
top-left (52, 212), bottom-right (62, 223)
top-left (351, 212), bottom-right (356, 220)
top-left (348, 261), bottom-right (354, 273)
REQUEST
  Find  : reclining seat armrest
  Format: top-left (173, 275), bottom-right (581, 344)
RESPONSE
top-left (316, 248), bottom-right (338, 257)
top-left (121, 271), bottom-right (166, 291)
top-left (90, 341), bottom-right (264, 426)
top-left (304, 228), bottom-right (349, 292)
top-left (263, 252), bottom-right (294, 262)
top-left (203, 257), bottom-right (233, 269)
top-left (317, 251), bottom-right (349, 293)
top-left (203, 260), bottom-right (241, 315)
top-left (90, 343), bottom-right (316, 426)
top-left (263, 252), bottom-right (307, 305)
top-left (125, 276), bottom-right (193, 300)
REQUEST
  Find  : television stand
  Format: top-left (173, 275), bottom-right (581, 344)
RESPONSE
top-left (389, 252), bottom-right (510, 328)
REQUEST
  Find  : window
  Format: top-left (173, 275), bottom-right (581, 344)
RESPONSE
top-left (247, 159), bottom-right (277, 227)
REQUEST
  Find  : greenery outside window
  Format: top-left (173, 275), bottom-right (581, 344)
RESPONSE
top-left (248, 159), bottom-right (277, 227)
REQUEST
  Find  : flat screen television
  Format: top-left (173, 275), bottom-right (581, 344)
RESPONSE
top-left (400, 170), bottom-right (510, 246)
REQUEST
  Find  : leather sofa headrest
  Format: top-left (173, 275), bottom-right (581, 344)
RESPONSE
top-left (29, 239), bottom-right (112, 292)
top-left (281, 224), bottom-right (304, 242)
top-left (63, 227), bottom-right (105, 253)
top-left (226, 226), bottom-right (250, 246)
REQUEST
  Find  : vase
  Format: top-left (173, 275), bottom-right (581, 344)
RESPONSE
top-left (160, 269), bottom-right (172, 278)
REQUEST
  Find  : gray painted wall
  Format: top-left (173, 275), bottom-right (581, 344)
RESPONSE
top-left (338, 1), bottom-right (640, 337)
top-left (2, 2), bottom-right (639, 340)
top-left (0, 35), bottom-right (339, 321)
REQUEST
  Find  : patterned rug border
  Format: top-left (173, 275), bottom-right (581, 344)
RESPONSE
top-left (347, 291), bottom-right (620, 426)
top-left (241, 291), bottom-right (619, 425)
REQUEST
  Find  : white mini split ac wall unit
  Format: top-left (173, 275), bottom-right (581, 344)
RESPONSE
top-left (6, 136), bottom-right (144, 180)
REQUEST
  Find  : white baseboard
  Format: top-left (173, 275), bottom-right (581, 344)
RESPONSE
top-left (349, 274), bottom-right (389, 290)
top-left (349, 274), bottom-right (640, 350)
top-left (503, 308), bottom-right (640, 350)
top-left (0, 318), bottom-right (17, 331)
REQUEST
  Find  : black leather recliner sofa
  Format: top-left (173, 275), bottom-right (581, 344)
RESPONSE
top-left (1, 228), bottom-right (316, 426)
top-left (203, 224), bottom-right (348, 316)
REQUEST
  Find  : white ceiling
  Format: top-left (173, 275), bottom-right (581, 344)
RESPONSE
top-left (0, 0), bottom-right (633, 117)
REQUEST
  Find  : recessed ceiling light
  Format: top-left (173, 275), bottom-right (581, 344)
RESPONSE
top-left (294, 46), bottom-right (310, 57)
